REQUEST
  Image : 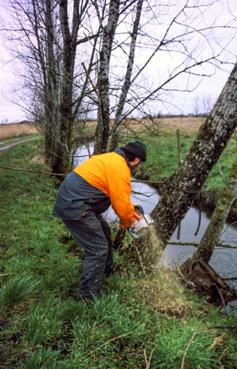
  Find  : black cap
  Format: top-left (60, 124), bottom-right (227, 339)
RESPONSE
top-left (122, 141), bottom-right (147, 162)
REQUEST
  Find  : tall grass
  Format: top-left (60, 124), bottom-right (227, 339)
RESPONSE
top-left (0, 275), bottom-right (39, 309)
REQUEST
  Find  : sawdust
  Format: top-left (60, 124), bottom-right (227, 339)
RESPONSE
top-left (133, 225), bottom-right (196, 316)
top-left (147, 224), bottom-right (163, 260)
top-left (137, 268), bottom-right (195, 317)
top-left (133, 224), bottom-right (163, 271)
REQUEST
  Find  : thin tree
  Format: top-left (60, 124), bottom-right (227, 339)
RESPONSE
top-left (185, 151), bottom-right (237, 266)
top-left (94, 0), bottom-right (121, 153)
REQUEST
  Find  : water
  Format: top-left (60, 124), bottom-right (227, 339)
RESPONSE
top-left (162, 207), bottom-right (237, 289)
top-left (74, 143), bottom-right (237, 289)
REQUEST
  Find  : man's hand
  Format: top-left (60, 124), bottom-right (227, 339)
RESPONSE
top-left (133, 210), bottom-right (142, 222)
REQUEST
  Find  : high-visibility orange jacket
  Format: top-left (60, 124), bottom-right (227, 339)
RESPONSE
top-left (74, 151), bottom-right (135, 228)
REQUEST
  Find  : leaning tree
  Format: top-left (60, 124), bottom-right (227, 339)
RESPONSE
top-left (152, 62), bottom-right (237, 248)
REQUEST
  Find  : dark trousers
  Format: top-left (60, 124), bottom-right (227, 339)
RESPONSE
top-left (63, 212), bottom-right (113, 298)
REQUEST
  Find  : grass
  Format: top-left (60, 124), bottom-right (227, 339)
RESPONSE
top-left (123, 128), bottom-right (237, 192)
top-left (0, 136), bottom-right (237, 368)
top-left (0, 275), bottom-right (40, 309)
top-left (0, 134), bottom-right (38, 146)
top-left (0, 137), bottom-right (24, 147)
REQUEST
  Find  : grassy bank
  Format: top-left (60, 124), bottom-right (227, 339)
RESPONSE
top-left (0, 139), bottom-right (237, 367)
top-left (125, 127), bottom-right (237, 218)
top-left (126, 128), bottom-right (236, 190)
top-left (0, 136), bottom-right (29, 148)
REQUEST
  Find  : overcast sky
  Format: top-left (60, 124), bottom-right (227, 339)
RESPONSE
top-left (0, 0), bottom-right (237, 123)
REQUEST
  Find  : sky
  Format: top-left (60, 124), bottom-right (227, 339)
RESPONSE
top-left (0, 0), bottom-right (237, 123)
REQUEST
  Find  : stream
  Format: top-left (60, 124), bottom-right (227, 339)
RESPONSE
top-left (74, 143), bottom-right (237, 294)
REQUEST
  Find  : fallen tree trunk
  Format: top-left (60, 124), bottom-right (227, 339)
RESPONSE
top-left (182, 259), bottom-right (237, 306)
top-left (180, 149), bottom-right (237, 303)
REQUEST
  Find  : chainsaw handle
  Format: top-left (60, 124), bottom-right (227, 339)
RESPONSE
top-left (134, 205), bottom-right (145, 216)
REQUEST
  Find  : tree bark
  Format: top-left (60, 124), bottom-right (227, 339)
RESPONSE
top-left (94, 0), bottom-right (120, 154)
top-left (152, 63), bottom-right (237, 247)
top-left (109, 0), bottom-right (144, 151)
top-left (44, 0), bottom-right (60, 166)
top-left (52, 0), bottom-right (80, 175)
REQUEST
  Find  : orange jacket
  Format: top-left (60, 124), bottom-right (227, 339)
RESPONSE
top-left (73, 152), bottom-right (135, 228)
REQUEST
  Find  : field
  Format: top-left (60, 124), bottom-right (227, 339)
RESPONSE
top-left (0, 123), bottom-right (39, 139)
top-left (0, 117), bottom-right (204, 142)
top-left (123, 116), bottom-right (204, 133)
top-left (82, 116), bottom-right (204, 136)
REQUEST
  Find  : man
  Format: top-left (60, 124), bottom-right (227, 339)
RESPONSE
top-left (53, 140), bottom-right (147, 301)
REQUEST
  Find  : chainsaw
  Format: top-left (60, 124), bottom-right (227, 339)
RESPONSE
top-left (128, 205), bottom-right (154, 239)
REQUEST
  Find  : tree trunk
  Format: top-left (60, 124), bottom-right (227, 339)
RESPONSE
top-left (44, 0), bottom-right (60, 166)
top-left (94, 0), bottom-right (120, 154)
top-left (52, 0), bottom-right (79, 175)
top-left (109, 0), bottom-right (144, 151)
top-left (152, 63), bottom-right (237, 247)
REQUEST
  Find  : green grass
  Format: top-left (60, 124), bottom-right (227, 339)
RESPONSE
top-left (0, 134), bottom-right (39, 147)
top-left (0, 138), bottom-right (237, 368)
top-left (0, 275), bottom-right (40, 309)
top-left (124, 129), bottom-right (237, 192)
top-left (0, 137), bottom-right (21, 147)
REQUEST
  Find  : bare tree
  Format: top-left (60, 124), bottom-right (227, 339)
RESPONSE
top-left (92, 0), bottom-right (145, 153)
top-left (6, 0), bottom-right (98, 174)
top-left (92, 0), bottom-right (237, 152)
top-left (52, 0), bottom-right (87, 174)
top-left (3, 0), bottom-right (237, 173)
top-left (5, 0), bottom-right (59, 164)
top-left (94, 0), bottom-right (121, 153)
top-left (178, 141), bottom-right (237, 303)
top-left (108, 0), bottom-right (144, 151)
